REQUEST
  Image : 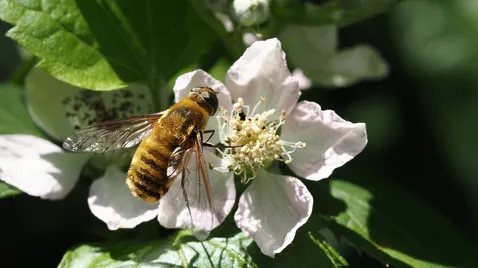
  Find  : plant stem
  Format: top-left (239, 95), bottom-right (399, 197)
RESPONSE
top-left (148, 78), bottom-right (171, 112)
top-left (157, 82), bottom-right (171, 112)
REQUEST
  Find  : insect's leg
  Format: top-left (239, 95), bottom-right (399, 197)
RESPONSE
top-left (200, 129), bottom-right (223, 148)
top-left (202, 143), bottom-right (242, 149)
top-left (202, 130), bottom-right (215, 144)
top-left (200, 129), bottom-right (241, 149)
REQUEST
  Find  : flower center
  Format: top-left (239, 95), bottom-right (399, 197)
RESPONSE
top-left (216, 97), bottom-right (305, 183)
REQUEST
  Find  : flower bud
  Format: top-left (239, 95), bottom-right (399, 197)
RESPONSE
top-left (232, 0), bottom-right (270, 27)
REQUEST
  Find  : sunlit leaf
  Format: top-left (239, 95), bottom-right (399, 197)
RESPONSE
top-left (76, 0), bottom-right (216, 91)
top-left (0, 0), bottom-right (217, 91)
top-left (0, 0), bottom-right (125, 90)
top-left (308, 231), bottom-right (348, 267)
top-left (0, 181), bottom-right (21, 198)
top-left (59, 231), bottom-right (257, 268)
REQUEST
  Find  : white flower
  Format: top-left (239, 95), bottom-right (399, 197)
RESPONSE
top-left (163, 38), bottom-right (368, 257)
top-left (0, 68), bottom-right (159, 228)
top-left (1, 38), bottom-right (367, 258)
top-left (292, 68), bottom-right (312, 90)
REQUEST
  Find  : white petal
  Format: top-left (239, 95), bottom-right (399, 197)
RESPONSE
top-left (292, 68), bottom-right (312, 90)
top-left (26, 68), bottom-right (154, 141)
top-left (173, 69), bottom-right (233, 144)
top-left (281, 101), bottom-right (368, 181)
top-left (88, 165), bottom-right (159, 230)
top-left (173, 69), bottom-right (232, 110)
top-left (0, 134), bottom-right (89, 199)
top-left (158, 149), bottom-right (235, 233)
top-left (225, 38), bottom-right (301, 115)
top-left (234, 170), bottom-right (313, 257)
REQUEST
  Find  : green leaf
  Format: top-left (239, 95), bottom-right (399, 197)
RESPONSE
top-left (280, 24), bottom-right (389, 88)
top-left (272, 0), bottom-right (401, 27)
top-left (0, 181), bottom-right (21, 198)
top-left (76, 0), bottom-right (216, 90)
top-left (0, 83), bottom-right (42, 136)
top-left (59, 231), bottom-right (257, 268)
top-left (314, 179), bottom-right (478, 268)
top-left (0, 0), bottom-right (217, 94)
top-left (308, 231), bottom-right (348, 267)
top-left (0, 0), bottom-right (125, 90)
top-left (247, 218), bottom-right (348, 268)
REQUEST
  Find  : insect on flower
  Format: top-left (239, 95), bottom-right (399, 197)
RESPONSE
top-left (62, 86), bottom-right (223, 239)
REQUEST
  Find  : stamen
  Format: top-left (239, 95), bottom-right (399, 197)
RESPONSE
top-left (216, 97), bottom-right (306, 184)
top-left (250, 96), bottom-right (265, 116)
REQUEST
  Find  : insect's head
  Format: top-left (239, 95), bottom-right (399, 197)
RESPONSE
top-left (190, 87), bottom-right (219, 115)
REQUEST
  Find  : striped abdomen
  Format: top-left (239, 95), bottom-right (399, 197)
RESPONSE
top-left (126, 127), bottom-right (179, 203)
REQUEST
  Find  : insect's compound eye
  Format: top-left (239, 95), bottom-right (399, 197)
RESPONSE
top-left (200, 91), bottom-right (210, 99)
top-left (201, 91), bottom-right (218, 116)
top-left (191, 87), bottom-right (201, 93)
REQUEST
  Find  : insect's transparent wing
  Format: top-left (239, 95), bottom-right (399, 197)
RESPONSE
top-left (166, 147), bottom-right (189, 179)
top-left (62, 111), bottom-right (165, 153)
top-left (158, 132), bottom-right (236, 240)
top-left (162, 136), bottom-right (214, 240)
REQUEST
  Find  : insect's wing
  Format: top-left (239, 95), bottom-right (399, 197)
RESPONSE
top-left (62, 111), bottom-right (166, 153)
top-left (166, 146), bottom-right (189, 179)
top-left (161, 133), bottom-right (215, 240)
